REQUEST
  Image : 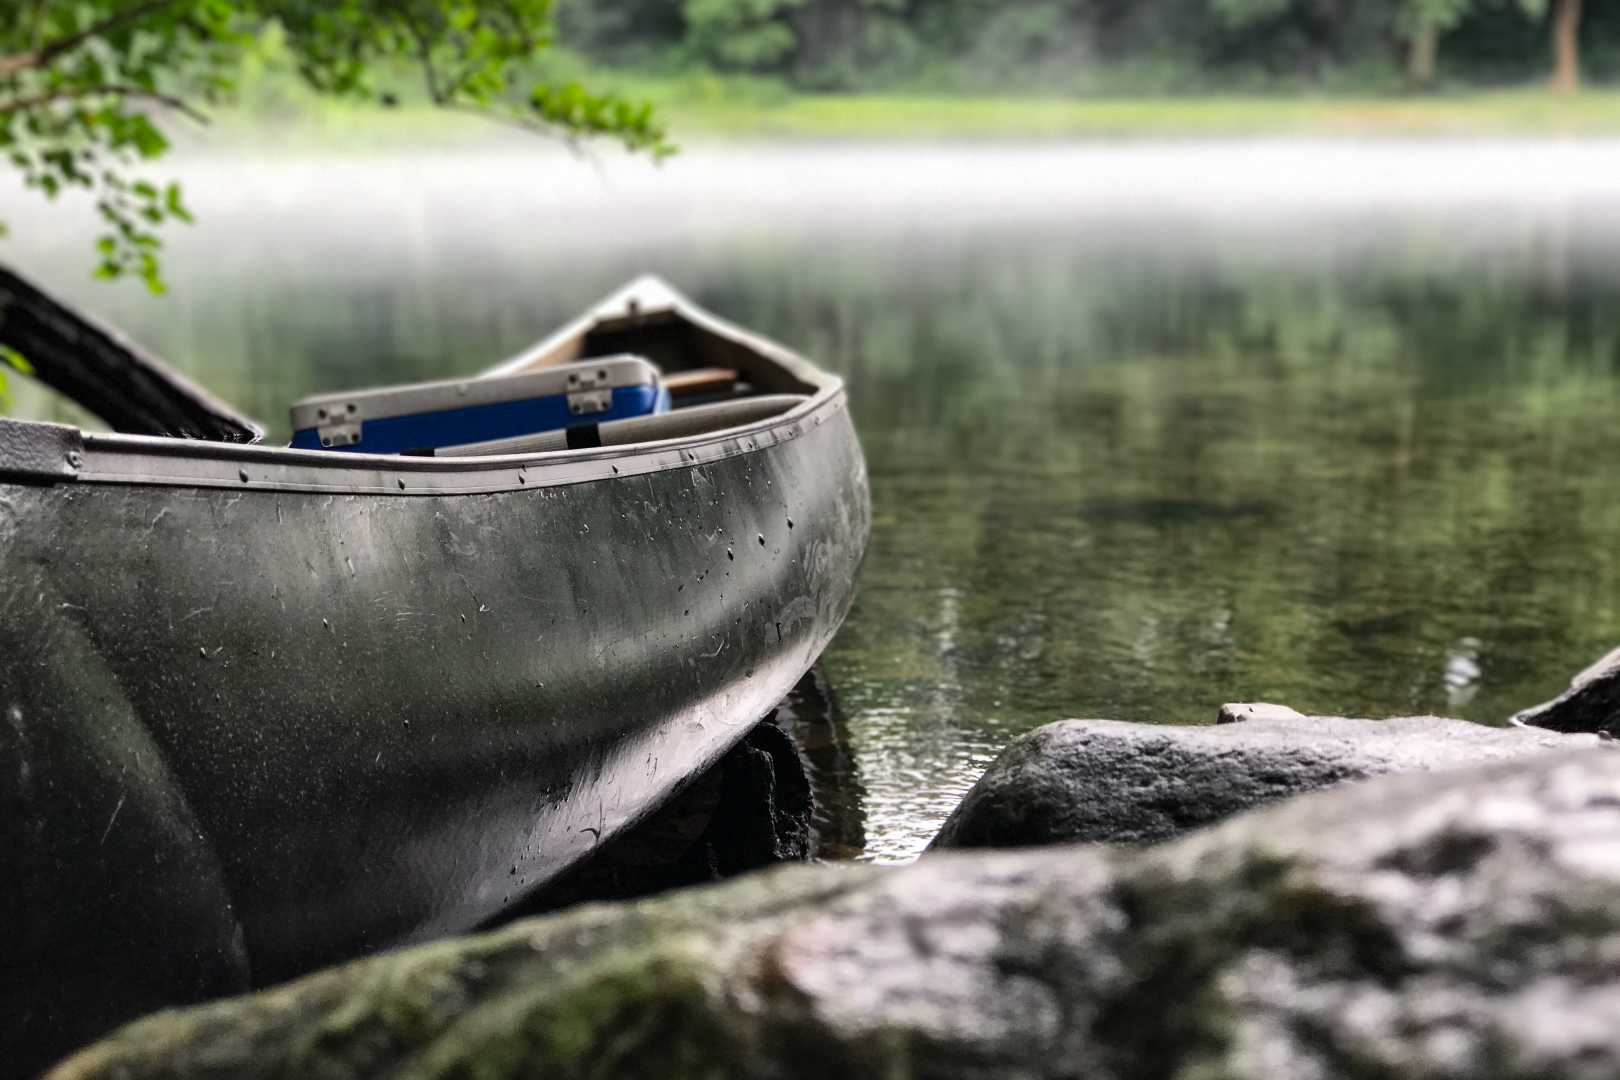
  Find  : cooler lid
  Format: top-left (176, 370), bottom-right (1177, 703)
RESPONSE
top-left (290, 354), bottom-right (660, 432)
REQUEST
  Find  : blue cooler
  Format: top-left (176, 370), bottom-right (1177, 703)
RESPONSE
top-left (289, 355), bottom-right (668, 454)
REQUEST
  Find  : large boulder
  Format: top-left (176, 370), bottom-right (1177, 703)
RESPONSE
top-left (1514, 645), bottom-right (1620, 734)
top-left (930, 713), bottom-right (1590, 850)
top-left (49, 748), bottom-right (1620, 1080)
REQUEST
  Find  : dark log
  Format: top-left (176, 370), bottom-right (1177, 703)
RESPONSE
top-left (0, 264), bottom-right (261, 442)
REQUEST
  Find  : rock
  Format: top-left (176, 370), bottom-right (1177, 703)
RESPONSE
top-left (50, 749), bottom-right (1620, 1080)
top-left (1514, 644), bottom-right (1620, 734)
top-left (1216, 701), bottom-right (1305, 725)
top-left (513, 717), bottom-right (813, 916)
top-left (929, 714), bottom-right (1591, 850)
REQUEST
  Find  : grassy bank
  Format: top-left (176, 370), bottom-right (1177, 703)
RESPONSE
top-left (654, 86), bottom-right (1620, 139)
top-left (207, 70), bottom-right (1620, 150)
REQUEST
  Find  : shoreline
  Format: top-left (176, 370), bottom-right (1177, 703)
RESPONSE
top-left (184, 85), bottom-right (1620, 152)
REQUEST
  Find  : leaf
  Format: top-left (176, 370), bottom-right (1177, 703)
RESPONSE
top-left (129, 119), bottom-right (169, 159)
top-left (0, 345), bottom-right (36, 378)
top-left (165, 182), bottom-right (193, 223)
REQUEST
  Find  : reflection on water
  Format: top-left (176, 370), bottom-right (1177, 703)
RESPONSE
top-left (773, 666), bottom-right (867, 860)
top-left (9, 140), bottom-right (1620, 861)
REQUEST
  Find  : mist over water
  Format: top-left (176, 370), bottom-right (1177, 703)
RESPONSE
top-left (10, 138), bottom-right (1620, 860)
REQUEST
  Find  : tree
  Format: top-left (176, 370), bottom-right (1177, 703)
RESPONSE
top-left (1399, 0), bottom-right (1475, 85)
top-left (0, 1), bottom-right (672, 294)
top-left (1392, 0), bottom-right (1587, 89)
top-left (1547, 0), bottom-right (1582, 92)
top-left (683, 0), bottom-right (807, 72)
top-left (1209, 0), bottom-right (1467, 87)
top-left (1504, 0), bottom-right (1581, 91)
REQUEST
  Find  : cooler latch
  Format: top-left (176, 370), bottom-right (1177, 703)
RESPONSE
top-left (314, 401), bottom-right (363, 448)
top-left (565, 365), bottom-right (614, 417)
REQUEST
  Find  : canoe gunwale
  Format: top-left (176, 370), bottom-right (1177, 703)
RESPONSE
top-left (9, 381), bottom-right (846, 496)
top-left (1, 274), bottom-right (851, 496)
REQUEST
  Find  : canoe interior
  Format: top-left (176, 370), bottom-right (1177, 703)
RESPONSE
top-left (487, 275), bottom-right (827, 401)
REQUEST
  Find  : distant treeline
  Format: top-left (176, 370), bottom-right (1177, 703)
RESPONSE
top-left (556, 0), bottom-right (1615, 93)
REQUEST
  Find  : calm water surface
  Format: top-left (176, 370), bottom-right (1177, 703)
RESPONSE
top-left (10, 139), bottom-right (1620, 861)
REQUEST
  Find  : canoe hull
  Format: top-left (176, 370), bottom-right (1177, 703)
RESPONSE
top-left (0, 402), bottom-right (867, 1071)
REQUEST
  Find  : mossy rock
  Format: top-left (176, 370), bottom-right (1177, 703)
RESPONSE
top-left (51, 747), bottom-right (1620, 1080)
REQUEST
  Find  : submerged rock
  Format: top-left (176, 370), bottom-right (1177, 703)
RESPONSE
top-left (930, 713), bottom-right (1590, 850)
top-left (1514, 644), bottom-right (1620, 734)
top-left (51, 749), bottom-right (1620, 1080)
top-left (1215, 701), bottom-right (1305, 725)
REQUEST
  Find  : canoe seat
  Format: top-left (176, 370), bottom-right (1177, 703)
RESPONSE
top-left (436, 394), bottom-right (809, 458)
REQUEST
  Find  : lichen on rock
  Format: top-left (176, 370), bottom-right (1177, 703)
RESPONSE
top-left (50, 748), bottom-right (1620, 1080)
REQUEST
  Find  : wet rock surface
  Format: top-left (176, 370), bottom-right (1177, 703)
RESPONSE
top-left (1514, 644), bottom-right (1620, 735)
top-left (930, 712), bottom-right (1592, 850)
top-left (510, 715), bottom-right (814, 917)
top-left (51, 749), bottom-right (1620, 1080)
top-left (1215, 701), bottom-right (1305, 725)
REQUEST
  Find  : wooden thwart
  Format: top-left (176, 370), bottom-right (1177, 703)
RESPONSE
top-left (663, 367), bottom-right (739, 397)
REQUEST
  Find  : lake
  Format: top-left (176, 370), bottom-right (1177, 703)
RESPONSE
top-left (9, 138), bottom-right (1620, 861)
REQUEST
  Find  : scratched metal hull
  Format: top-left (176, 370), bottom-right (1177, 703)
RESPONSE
top-left (0, 349), bottom-right (867, 1073)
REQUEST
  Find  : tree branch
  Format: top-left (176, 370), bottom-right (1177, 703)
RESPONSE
top-left (0, 0), bottom-right (182, 78)
top-left (442, 101), bottom-right (573, 142)
top-left (0, 84), bottom-right (209, 125)
top-left (396, 8), bottom-right (448, 104)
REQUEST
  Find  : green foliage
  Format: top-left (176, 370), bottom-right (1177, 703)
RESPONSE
top-left (555, 0), bottom-right (1614, 94)
top-left (1216, 0), bottom-right (1536, 39)
top-left (1400, 0), bottom-right (1480, 36)
top-left (555, 0), bottom-right (688, 68)
top-left (0, 1), bottom-right (672, 291)
top-left (1210, 0), bottom-right (1293, 27)
top-left (0, 343), bottom-right (33, 409)
top-left (1, 344), bottom-right (37, 379)
top-left (683, 0), bottom-right (806, 71)
top-left (1213, 0), bottom-right (1469, 39)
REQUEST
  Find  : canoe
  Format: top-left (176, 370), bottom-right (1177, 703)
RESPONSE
top-left (0, 276), bottom-right (870, 1073)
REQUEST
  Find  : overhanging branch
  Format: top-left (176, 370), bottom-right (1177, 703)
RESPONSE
top-left (0, 0), bottom-right (182, 78)
top-left (0, 84), bottom-right (210, 124)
